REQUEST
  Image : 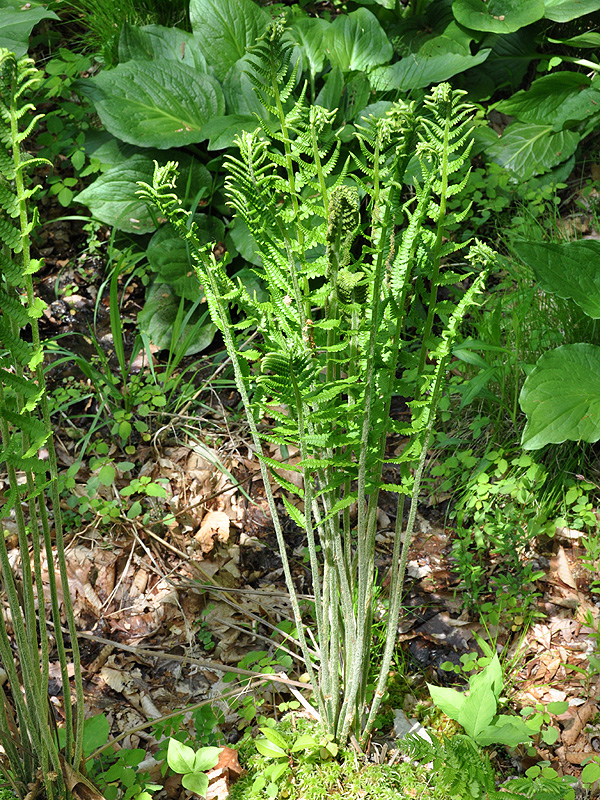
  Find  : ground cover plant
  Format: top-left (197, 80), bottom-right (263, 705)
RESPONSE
top-left (3, 0), bottom-right (600, 799)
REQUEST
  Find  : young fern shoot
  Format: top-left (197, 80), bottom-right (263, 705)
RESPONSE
top-left (139, 22), bottom-right (494, 744)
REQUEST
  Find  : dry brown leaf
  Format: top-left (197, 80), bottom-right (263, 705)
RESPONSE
top-left (206, 747), bottom-right (244, 800)
top-left (561, 700), bottom-right (597, 746)
top-left (195, 511), bottom-right (230, 554)
top-left (551, 546), bottom-right (577, 590)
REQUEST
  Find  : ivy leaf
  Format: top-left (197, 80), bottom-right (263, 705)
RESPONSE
top-left (543, 0), bottom-right (600, 22)
top-left (486, 122), bottom-right (579, 179)
top-left (189, 0), bottom-right (269, 81)
top-left (76, 60), bottom-right (224, 148)
top-left (324, 8), bottom-right (392, 72)
top-left (520, 344), bottom-right (600, 449)
top-left (512, 240), bottom-right (600, 319)
top-left (452, 0), bottom-right (545, 33)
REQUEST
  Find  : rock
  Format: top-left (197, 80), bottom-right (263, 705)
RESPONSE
top-left (393, 709), bottom-right (432, 743)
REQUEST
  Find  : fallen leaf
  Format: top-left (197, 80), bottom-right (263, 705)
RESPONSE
top-left (552, 546), bottom-right (577, 590)
top-left (195, 511), bottom-right (230, 554)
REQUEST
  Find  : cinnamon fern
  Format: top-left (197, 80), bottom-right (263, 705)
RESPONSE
top-left (139, 21), bottom-right (495, 744)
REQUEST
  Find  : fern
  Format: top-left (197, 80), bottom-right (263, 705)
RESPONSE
top-left (0, 49), bottom-right (85, 797)
top-left (139, 20), bottom-right (494, 745)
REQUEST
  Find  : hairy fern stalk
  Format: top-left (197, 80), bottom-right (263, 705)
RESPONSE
top-left (140, 22), bottom-right (495, 744)
top-left (0, 50), bottom-right (84, 797)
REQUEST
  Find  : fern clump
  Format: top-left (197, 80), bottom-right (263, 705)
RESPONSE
top-left (139, 21), bottom-right (495, 744)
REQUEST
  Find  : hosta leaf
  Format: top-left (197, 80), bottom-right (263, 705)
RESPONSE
top-left (543, 0), bottom-right (600, 22)
top-left (512, 239), bottom-right (600, 319)
top-left (486, 123), bottom-right (579, 179)
top-left (75, 153), bottom-right (211, 234)
top-left (138, 283), bottom-right (216, 356)
top-left (552, 86), bottom-right (600, 131)
top-left (370, 47), bottom-right (490, 92)
top-left (76, 60), bottom-right (224, 148)
top-left (324, 8), bottom-right (392, 72)
top-left (189, 0), bottom-right (269, 81)
top-left (452, 0), bottom-right (545, 33)
top-left (496, 72), bottom-right (591, 124)
top-left (473, 29), bottom-right (537, 95)
top-left (288, 17), bottom-right (330, 77)
top-left (0, 0), bottom-right (58, 57)
top-left (520, 344), bottom-right (600, 449)
top-left (118, 23), bottom-right (207, 70)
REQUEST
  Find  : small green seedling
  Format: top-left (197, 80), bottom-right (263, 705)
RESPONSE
top-left (429, 640), bottom-right (533, 748)
top-left (166, 739), bottom-right (222, 798)
top-left (253, 723), bottom-right (338, 799)
top-left (520, 701), bottom-right (568, 746)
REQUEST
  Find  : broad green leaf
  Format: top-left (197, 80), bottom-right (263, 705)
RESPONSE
top-left (259, 727), bottom-right (290, 752)
top-left (427, 684), bottom-right (465, 721)
top-left (547, 701), bottom-right (569, 715)
top-left (118, 23), bottom-right (207, 70)
top-left (182, 773), bottom-right (209, 796)
top-left (512, 240), bottom-right (600, 319)
top-left (0, 0), bottom-right (58, 57)
top-left (370, 47), bottom-right (490, 92)
top-left (144, 483), bottom-right (167, 498)
top-left (167, 739), bottom-right (197, 774)
top-left (98, 464), bottom-right (116, 487)
top-left (324, 8), bottom-right (392, 72)
top-left (200, 115), bottom-right (260, 150)
top-left (192, 746), bottom-right (222, 772)
top-left (544, 0), bottom-right (600, 22)
top-left (496, 72), bottom-right (591, 124)
top-left (75, 154), bottom-right (211, 234)
top-left (222, 55), bottom-right (266, 117)
top-left (520, 344), bottom-right (600, 449)
top-left (138, 283), bottom-right (217, 356)
top-left (458, 687), bottom-right (496, 739)
top-left (552, 87), bottom-right (600, 131)
top-left (189, 0), bottom-right (269, 81)
top-left (550, 31), bottom-right (600, 48)
top-left (452, 0), bottom-right (545, 33)
top-left (486, 123), bottom-right (579, 179)
top-left (476, 717), bottom-right (533, 747)
top-left (315, 66), bottom-right (344, 112)
top-left (472, 29), bottom-right (537, 96)
top-left (255, 738), bottom-right (288, 759)
top-left (288, 17), bottom-right (330, 77)
top-left (148, 217), bottom-right (225, 300)
top-left (76, 61), bottom-right (224, 148)
top-left (468, 655), bottom-right (503, 702)
top-left (82, 714), bottom-right (110, 758)
top-left (291, 734), bottom-right (318, 752)
top-left (582, 762), bottom-right (600, 784)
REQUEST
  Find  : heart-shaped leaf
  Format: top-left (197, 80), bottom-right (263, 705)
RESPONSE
top-left (118, 23), bottom-right (207, 70)
top-left (138, 283), bottom-right (216, 356)
top-left (520, 344), bottom-right (600, 449)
